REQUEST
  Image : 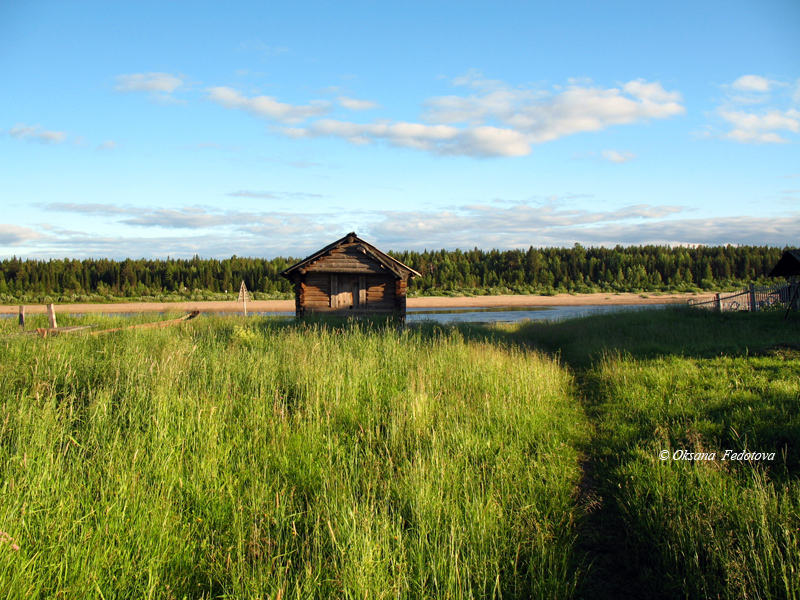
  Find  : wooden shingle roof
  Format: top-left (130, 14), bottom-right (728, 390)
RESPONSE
top-left (279, 232), bottom-right (421, 280)
top-left (768, 250), bottom-right (800, 278)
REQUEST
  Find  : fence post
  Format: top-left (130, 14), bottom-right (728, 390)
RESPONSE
top-left (47, 303), bottom-right (58, 329)
top-left (749, 284), bottom-right (756, 312)
top-left (715, 293), bottom-right (722, 312)
top-left (18, 305), bottom-right (25, 331)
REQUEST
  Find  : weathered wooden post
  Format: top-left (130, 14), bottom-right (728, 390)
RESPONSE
top-left (715, 293), bottom-right (722, 312)
top-left (237, 280), bottom-right (250, 317)
top-left (749, 284), bottom-right (757, 312)
top-left (18, 305), bottom-right (25, 331)
top-left (47, 303), bottom-right (58, 329)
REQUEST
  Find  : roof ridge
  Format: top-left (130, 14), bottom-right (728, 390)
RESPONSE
top-left (279, 232), bottom-right (421, 279)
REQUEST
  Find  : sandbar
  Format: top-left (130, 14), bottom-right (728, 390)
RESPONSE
top-left (1, 292), bottom-right (714, 315)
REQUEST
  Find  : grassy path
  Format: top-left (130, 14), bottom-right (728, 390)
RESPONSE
top-left (503, 308), bottom-right (800, 599)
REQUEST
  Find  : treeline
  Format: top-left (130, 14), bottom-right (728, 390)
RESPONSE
top-left (0, 244), bottom-right (792, 303)
top-left (390, 244), bottom-right (790, 295)
top-left (0, 255), bottom-right (300, 303)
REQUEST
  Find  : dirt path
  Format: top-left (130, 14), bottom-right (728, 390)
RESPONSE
top-left (1, 292), bottom-right (712, 315)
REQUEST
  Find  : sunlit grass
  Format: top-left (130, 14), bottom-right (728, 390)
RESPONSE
top-left (0, 316), bottom-right (588, 598)
top-left (2, 308), bottom-right (798, 598)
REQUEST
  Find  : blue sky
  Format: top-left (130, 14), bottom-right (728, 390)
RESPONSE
top-left (1, 0), bottom-right (799, 259)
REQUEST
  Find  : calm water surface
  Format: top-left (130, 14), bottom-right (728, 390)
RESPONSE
top-left (406, 304), bottom-right (671, 324)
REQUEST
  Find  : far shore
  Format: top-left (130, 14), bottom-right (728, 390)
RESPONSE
top-left (0, 292), bottom-right (715, 315)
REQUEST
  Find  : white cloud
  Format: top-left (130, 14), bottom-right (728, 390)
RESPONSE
top-left (284, 120), bottom-right (531, 157)
top-left (601, 150), bottom-right (636, 163)
top-left (114, 73), bottom-right (187, 104)
top-left (13, 200), bottom-right (800, 259)
top-left (97, 141), bottom-right (117, 151)
top-left (7, 123), bottom-right (67, 144)
top-left (44, 203), bottom-right (334, 232)
top-left (337, 96), bottom-right (380, 111)
top-left (207, 87), bottom-right (330, 123)
top-left (367, 202), bottom-right (687, 248)
top-left (9, 210), bottom-right (348, 259)
top-left (422, 88), bottom-right (544, 126)
top-left (365, 204), bottom-right (800, 250)
top-left (623, 80), bottom-right (684, 104)
top-left (424, 78), bottom-right (685, 144)
top-left (0, 224), bottom-right (45, 245)
top-left (709, 75), bottom-right (800, 144)
top-left (115, 72), bottom-right (185, 94)
top-left (8, 231), bottom-right (323, 261)
top-left (731, 75), bottom-right (775, 93)
top-left (282, 77), bottom-right (683, 158)
top-left (455, 126), bottom-right (532, 157)
top-left (200, 73), bottom-right (684, 159)
top-left (718, 108), bottom-right (800, 143)
top-left (120, 207), bottom-right (268, 229)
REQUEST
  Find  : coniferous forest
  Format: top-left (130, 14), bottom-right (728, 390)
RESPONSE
top-left (0, 244), bottom-right (792, 304)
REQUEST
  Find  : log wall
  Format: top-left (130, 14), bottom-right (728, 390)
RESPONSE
top-left (365, 275), bottom-right (396, 309)
top-left (289, 239), bottom-right (411, 317)
top-left (300, 273), bottom-right (332, 309)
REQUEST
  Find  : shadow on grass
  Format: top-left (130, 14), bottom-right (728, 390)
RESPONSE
top-left (419, 307), bottom-right (800, 599)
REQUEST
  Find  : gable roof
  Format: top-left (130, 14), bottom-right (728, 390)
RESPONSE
top-left (280, 232), bottom-right (422, 280)
top-left (768, 249), bottom-right (800, 278)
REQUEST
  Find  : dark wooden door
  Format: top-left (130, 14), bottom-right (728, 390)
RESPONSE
top-left (339, 275), bottom-right (358, 308)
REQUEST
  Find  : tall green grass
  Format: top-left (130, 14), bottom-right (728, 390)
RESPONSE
top-left (582, 353), bottom-right (800, 599)
top-left (2, 307), bottom-right (797, 598)
top-left (503, 305), bottom-right (800, 369)
top-left (0, 316), bottom-right (588, 598)
top-left (503, 307), bottom-right (800, 599)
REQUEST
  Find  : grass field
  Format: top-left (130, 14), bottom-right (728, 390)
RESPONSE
top-left (0, 308), bottom-right (798, 598)
top-left (502, 307), bottom-right (800, 599)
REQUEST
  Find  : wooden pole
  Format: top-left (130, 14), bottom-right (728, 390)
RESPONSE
top-left (785, 279), bottom-right (800, 320)
top-left (47, 303), bottom-right (58, 329)
top-left (715, 293), bottom-right (722, 312)
top-left (749, 283), bottom-right (756, 312)
top-left (18, 305), bottom-right (25, 331)
top-left (237, 280), bottom-right (249, 317)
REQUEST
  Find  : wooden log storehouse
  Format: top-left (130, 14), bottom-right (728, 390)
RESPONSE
top-left (280, 232), bottom-right (421, 318)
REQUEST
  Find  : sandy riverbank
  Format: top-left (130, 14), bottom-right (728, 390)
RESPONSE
top-left (1, 292), bottom-right (714, 315)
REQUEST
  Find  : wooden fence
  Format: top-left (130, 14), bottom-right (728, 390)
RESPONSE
top-left (687, 282), bottom-right (799, 312)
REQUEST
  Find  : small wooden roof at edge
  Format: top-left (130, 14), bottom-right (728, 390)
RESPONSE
top-left (279, 232), bottom-right (422, 279)
top-left (768, 249), bottom-right (800, 278)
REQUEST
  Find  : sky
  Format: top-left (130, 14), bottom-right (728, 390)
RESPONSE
top-left (1, 0), bottom-right (799, 260)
